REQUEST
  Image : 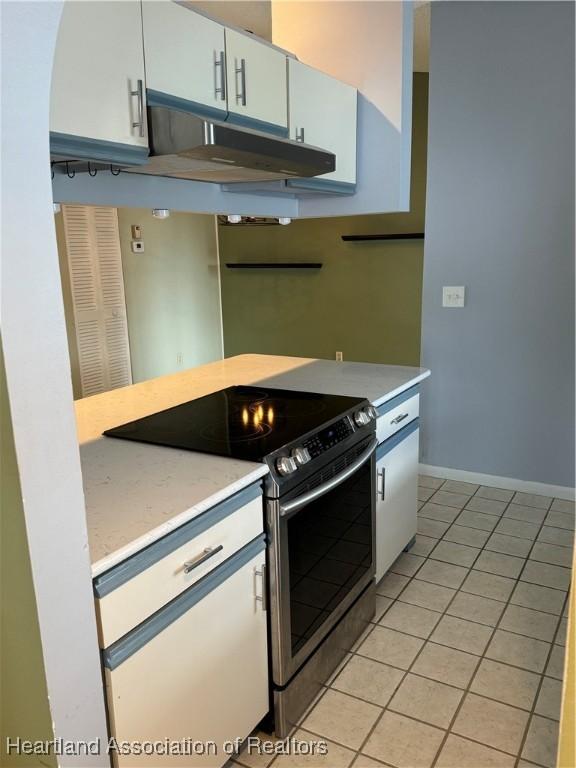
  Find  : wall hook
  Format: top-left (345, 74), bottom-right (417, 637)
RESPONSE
top-left (88, 162), bottom-right (98, 177)
top-left (65, 161), bottom-right (75, 179)
top-left (110, 165), bottom-right (121, 176)
top-left (51, 162), bottom-right (55, 180)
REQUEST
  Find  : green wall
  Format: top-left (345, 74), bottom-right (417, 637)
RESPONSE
top-left (117, 209), bottom-right (223, 383)
top-left (57, 208), bottom-right (224, 398)
top-left (0, 343), bottom-right (55, 767)
top-left (219, 73), bottom-right (428, 365)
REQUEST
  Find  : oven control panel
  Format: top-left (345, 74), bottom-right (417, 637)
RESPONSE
top-left (303, 417), bottom-right (354, 458)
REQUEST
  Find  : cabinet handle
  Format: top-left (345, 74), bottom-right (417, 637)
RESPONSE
top-left (183, 544), bottom-right (223, 574)
top-left (235, 58), bottom-right (247, 106)
top-left (377, 468), bottom-right (386, 500)
top-left (295, 127), bottom-right (305, 143)
top-left (130, 79), bottom-right (145, 138)
top-left (391, 412), bottom-right (409, 425)
top-left (255, 564), bottom-right (267, 611)
top-left (214, 50), bottom-right (226, 101)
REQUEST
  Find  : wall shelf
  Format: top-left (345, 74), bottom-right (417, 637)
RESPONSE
top-left (341, 233), bottom-right (425, 242)
top-left (225, 263), bottom-right (323, 269)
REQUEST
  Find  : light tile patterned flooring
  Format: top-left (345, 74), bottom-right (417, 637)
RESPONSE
top-left (234, 477), bottom-right (574, 768)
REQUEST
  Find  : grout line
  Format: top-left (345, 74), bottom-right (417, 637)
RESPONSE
top-left (269, 481), bottom-right (568, 768)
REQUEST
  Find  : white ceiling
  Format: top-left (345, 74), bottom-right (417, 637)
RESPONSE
top-left (188, 1), bottom-right (429, 72)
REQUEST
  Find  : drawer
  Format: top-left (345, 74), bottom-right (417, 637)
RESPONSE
top-left (377, 387), bottom-right (420, 444)
top-left (94, 483), bottom-right (263, 648)
top-left (102, 537), bottom-right (268, 767)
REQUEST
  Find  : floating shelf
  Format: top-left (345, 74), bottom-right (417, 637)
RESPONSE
top-left (225, 262), bottom-right (323, 269)
top-left (341, 233), bottom-right (425, 242)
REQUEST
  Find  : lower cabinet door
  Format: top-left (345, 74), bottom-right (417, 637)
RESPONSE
top-left (375, 427), bottom-right (419, 582)
top-left (104, 544), bottom-right (268, 767)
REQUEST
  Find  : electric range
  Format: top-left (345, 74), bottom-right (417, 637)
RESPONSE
top-left (104, 384), bottom-right (378, 736)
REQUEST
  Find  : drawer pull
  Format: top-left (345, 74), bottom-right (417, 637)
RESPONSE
top-left (390, 412), bottom-right (409, 425)
top-left (377, 469), bottom-right (386, 500)
top-left (255, 564), bottom-right (267, 611)
top-left (183, 545), bottom-right (223, 574)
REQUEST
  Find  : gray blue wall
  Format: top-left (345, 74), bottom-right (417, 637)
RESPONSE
top-left (420, 1), bottom-right (575, 488)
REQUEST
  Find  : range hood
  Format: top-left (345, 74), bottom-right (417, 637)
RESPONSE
top-left (126, 106), bottom-right (336, 183)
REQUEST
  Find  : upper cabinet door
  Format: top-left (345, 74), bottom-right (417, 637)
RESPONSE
top-left (225, 29), bottom-right (288, 135)
top-left (50, 1), bottom-right (147, 158)
top-left (142, 2), bottom-right (227, 120)
top-left (288, 59), bottom-right (357, 187)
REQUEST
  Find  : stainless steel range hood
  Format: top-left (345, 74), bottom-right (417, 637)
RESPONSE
top-left (125, 106), bottom-right (336, 183)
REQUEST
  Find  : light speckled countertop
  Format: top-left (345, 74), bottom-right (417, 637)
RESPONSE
top-left (78, 354), bottom-right (429, 577)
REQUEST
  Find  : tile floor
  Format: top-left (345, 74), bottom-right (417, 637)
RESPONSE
top-left (234, 477), bottom-right (574, 768)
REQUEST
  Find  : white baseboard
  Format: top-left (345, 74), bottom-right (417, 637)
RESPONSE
top-left (419, 464), bottom-right (576, 502)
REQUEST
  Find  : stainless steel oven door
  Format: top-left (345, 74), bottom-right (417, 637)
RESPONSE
top-left (266, 436), bottom-right (377, 687)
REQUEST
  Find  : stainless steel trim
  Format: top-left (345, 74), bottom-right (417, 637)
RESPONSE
top-left (279, 437), bottom-right (378, 517)
top-left (295, 127), bottom-right (305, 143)
top-left (214, 50), bottom-right (226, 101)
top-left (391, 412), bottom-right (409, 425)
top-left (130, 79), bottom-right (145, 137)
top-left (266, 498), bottom-right (287, 683)
top-left (255, 564), bottom-right (267, 611)
top-left (183, 544), bottom-right (223, 574)
top-left (235, 58), bottom-right (247, 106)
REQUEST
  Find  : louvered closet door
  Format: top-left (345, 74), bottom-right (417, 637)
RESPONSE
top-left (62, 205), bottom-right (132, 397)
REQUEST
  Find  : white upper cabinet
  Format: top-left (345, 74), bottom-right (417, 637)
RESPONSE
top-left (50, 1), bottom-right (148, 162)
top-left (225, 28), bottom-right (288, 134)
top-left (141, 2), bottom-right (227, 120)
top-left (287, 59), bottom-right (357, 188)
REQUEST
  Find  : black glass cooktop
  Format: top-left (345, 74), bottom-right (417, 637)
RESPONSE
top-left (103, 385), bottom-right (366, 462)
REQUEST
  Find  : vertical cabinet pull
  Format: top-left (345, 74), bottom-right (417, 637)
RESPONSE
top-left (377, 469), bottom-right (386, 500)
top-left (214, 50), bottom-right (226, 101)
top-left (235, 58), bottom-right (247, 106)
top-left (130, 79), bottom-right (145, 137)
top-left (295, 127), bottom-right (305, 143)
top-left (255, 564), bottom-right (267, 611)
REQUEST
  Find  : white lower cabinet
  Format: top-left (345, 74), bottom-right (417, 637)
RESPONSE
top-left (375, 425), bottom-right (419, 582)
top-left (104, 543), bottom-right (268, 767)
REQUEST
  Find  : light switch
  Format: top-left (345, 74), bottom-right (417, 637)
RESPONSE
top-left (442, 286), bottom-right (466, 308)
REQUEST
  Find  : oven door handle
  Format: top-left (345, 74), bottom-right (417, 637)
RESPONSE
top-left (279, 437), bottom-right (378, 517)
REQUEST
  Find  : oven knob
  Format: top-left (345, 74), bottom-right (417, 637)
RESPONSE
top-left (365, 406), bottom-right (378, 421)
top-left (354, 410), bottom-right (371, 427)
top-left (276, 456), bottom-right (298, 476)
top-left (291, 446), bottom-right (311, 466)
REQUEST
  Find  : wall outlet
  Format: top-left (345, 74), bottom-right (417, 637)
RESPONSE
top-left (335, 351), bottom-right (343, 362)
top-left (131, 224), bottom-right (142, 239)
top-left (442, 286), bottom-right (466, 307)
top-left (131, 240), bottom-right (145, 254)
top-left (176, 352), bottom-right (183, 366)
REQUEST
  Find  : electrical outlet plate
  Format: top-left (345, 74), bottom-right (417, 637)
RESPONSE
top-left (335, 351), bottom-right (343, 361)
top-left (131, 240), bottom-right (144, 254)
top-left (442, 286), bottom-right (465, 308)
